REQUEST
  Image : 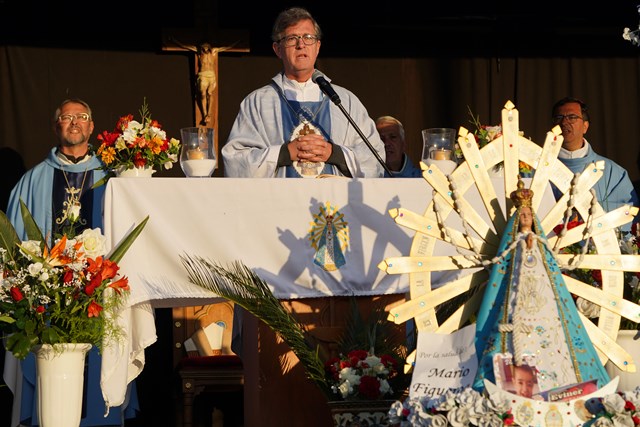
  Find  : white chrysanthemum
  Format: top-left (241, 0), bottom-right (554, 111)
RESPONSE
top-left (77, 228), bottom-right (107, 258)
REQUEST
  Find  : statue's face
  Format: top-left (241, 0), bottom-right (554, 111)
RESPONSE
top-left (519, 207), bottom-right (533, 231)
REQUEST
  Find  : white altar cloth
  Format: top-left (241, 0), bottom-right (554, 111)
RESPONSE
top-left (100, 177), bottom-right (432, 407)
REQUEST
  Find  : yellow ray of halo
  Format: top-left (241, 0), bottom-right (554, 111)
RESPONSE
top-left (540, 161), bottom-right (604, 232)
top-left (379, 255), bottom-right (482, 275)
top-left (557, 254), bottom-right (640, 272)
top-left (565, 275), bottom-right (640, 325)
top-left (547, 205), bottom-right (638, 248)
top-left (389, 207), bottom-right (494, 252)
top-left (528, 127), bottom-right (564, 206)
top-left (387, 273), bottom-right (486, 325)
top-left (457, 128), bottom-right (507, 232)
top-left (581, 312), bottom-right (636, 372)
top-left (422, 165), bottom-right (500, 248)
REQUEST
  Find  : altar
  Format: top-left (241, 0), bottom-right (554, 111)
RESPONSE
top-left (102, 177), bottom-right (432, 424)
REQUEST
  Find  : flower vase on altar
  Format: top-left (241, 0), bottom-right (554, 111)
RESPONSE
top-left (33, 343), bottom-right (92, 427)
top-left (327, 399), bottom-right (396, 427)
top-left (114, 165), bottom-right (156, 177)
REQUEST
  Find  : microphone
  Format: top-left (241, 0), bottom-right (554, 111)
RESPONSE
top-left (312, 70), bottom-right (341, 105)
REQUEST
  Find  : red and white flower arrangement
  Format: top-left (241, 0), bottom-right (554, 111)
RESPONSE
top-left (325, 349), bottom-right (400, 400)
top-left (0, 206), bottom-right (147, 360)
top-left (96, 99), bottom-right (180, 173)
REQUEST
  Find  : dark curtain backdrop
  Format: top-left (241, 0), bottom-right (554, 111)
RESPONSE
top-left (2, 44), bottom-right (640, 426)
top-left (2, 46), bottom-right (640, 181)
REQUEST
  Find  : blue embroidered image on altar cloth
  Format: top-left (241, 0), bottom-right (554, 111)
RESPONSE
top-left (308, 202), bottom-right (349, 272)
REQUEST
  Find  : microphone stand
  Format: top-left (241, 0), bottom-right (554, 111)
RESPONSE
top-left (334, 103), bottom-right (394, 177)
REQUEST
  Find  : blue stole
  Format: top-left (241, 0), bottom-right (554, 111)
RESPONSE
top-left (279, 99), bottom-right (334, 177)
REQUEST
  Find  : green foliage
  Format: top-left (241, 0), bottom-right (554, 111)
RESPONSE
top-left (0, 206), bottom-right (148, 360)
top-left (180, 257), bottom-right (332, 397)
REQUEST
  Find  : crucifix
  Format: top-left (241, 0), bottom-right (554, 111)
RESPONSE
top-left (162, 2), bottom-right (249, 153)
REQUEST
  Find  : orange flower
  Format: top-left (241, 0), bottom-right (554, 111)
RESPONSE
top-left (100, 259), bottom-right (120, 281)
top-left (87, 301), bottom-right (103, 318)
top-left (108, 276), bottom-right (130, 294)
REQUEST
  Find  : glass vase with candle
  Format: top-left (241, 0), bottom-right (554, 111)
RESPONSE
top-left (421, 128), bottom-right (457, 175)
top-left (180, 127), bottom-right (217, 177)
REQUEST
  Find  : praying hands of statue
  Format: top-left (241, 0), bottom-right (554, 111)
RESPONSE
top-left (289, 133), bottom-right (332, 163)
top-left (525, 233), bottom-right (534, 249)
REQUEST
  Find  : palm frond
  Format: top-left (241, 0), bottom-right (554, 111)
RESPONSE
top-left (0, 209), bottom-right (20, 260)
top-left (19, 199), bottom-right (45, 243)
top-left (180, 256), bottom-right (330, 395)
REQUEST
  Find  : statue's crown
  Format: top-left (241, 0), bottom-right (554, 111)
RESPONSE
top-left (510, 177), bottom-right (534, 208)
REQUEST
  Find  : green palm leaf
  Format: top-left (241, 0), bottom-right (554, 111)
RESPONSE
top-left (179, 257), bottom-right (330, 396)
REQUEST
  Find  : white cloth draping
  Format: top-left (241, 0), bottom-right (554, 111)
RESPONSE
top-left (100, 177), bottom-right (431, 407)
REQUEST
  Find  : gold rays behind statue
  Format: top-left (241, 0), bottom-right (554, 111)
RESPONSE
top-left (379, 100), bottom-right (640, 374)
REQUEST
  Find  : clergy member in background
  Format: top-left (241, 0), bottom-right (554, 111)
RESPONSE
top-left (5, 98), bottom-right (138, 427)
top-left (376, 115), bottom-right (421, 178)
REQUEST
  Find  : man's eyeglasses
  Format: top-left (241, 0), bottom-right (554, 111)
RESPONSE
top-left (58, 113), bottom-right (91, 123)
top-left (278, 34), bottom-right (319, 47)
top-left (552, 114), bottom-right (583, 124)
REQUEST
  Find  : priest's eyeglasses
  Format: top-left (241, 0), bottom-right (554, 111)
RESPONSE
top-left (278, 34), bottom-right (319, 47)
top-left (552, 114), bottom-right (583, 124)
top-left (58, 113), bottom-right (91, 123)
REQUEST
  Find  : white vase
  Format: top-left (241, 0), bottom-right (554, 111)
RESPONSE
top-left (33, 343), bottom-right (92, 427)
top-left (605, 330), bottom-right (640, 391)
top-left (115, 165), bottom-right (156, 177)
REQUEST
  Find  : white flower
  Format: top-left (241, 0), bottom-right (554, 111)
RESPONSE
top-left (611, 413), bottom-right (635, 427)
top-left (148, 125), bottom-right (166, 141)
top-left (337, 379), bottom-right (354, 398)
top-left (602, 393), bottom-right (626, 414)
top-left (76, 228), bottom-right (107, 258)
top-left (576, 296), bottom-right (601, 318)
top-left (122, 121), bottom-right (143, 143)
top-left (446, 407), bottom-right (470, 427)
top-left (20, 240), bottom-right (42, 258)
top-left (68, 202), bottom-right (81, 222)
top-left (379, 378), bottom-right (392, 396)
top-left (425, 413), bottom-right (448, 427)
top-left (27, 262), bottom-right (43, 276)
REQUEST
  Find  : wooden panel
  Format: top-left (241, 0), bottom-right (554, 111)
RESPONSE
top-left (172, 301), bottom-right (236, 367)
top-left (241, 295), bottom-right (407, 427)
